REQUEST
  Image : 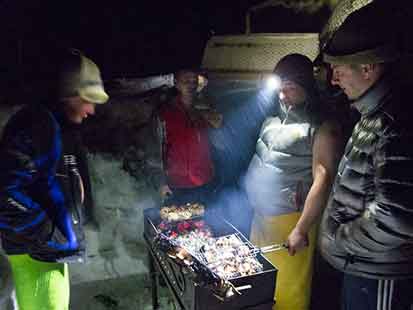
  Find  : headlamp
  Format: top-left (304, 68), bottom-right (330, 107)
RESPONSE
top-left (264, 74), bottom-right (281, 92)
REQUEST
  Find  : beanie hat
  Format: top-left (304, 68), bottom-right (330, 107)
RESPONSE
top-left (323, 3), bottom-right (400, 65)
top-left (273, 53), bottom-right (315, 92)
top-left (58, 49), bottom-right (109, 104)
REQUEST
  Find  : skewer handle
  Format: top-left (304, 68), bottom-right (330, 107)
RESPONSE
top-left (260, 243), bottom-right (288, 253)
top-left (235, 284), bottom-right (252, 291)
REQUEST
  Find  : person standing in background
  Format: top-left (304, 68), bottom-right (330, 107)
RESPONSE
top-left (157, 69), bottom-right (223, 206)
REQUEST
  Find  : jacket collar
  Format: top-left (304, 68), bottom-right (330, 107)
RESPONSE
top-left (352, 74), bottom-right (392, 116)
top-left (47, 104), bottom-right (81, 131)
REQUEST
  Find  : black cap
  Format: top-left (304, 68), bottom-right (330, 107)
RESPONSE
top-left (323, 3), bottom-right (400, 65)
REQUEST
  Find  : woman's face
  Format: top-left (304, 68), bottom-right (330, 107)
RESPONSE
top-left (279, 80), bottom-right (307, 107)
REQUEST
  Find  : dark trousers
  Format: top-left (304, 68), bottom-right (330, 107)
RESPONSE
top-left (342, 273), bottom-right (413, 310)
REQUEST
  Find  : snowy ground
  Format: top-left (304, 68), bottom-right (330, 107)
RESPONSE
top-left (70, 275), bottom-right (174, 310)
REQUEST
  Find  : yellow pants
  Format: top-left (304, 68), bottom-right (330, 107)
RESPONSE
top-left (250, 212), bottom-right (317, 310)
top-left (8, 255), bottom-right (70, 310)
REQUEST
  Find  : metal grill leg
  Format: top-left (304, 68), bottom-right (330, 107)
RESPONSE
top-left (148, 253), bottom-right (160, 310)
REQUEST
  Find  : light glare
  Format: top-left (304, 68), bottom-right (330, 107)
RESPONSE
top-left (265, 75), bottom-right (281, 92)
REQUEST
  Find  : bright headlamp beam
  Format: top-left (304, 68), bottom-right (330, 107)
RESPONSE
top-left (265, 75), bottom-right (281, 92)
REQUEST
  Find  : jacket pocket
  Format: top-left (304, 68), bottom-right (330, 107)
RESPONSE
top-left (0, 196), bottom-right (48, 234)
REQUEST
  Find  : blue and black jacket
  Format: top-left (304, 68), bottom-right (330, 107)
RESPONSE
top-left (0, 103), bottom-right (90, 263)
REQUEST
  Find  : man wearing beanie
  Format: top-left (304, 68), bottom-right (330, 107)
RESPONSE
top-left (0, 49), bottom-right (109, 310)
top-left (243, 53), bottom-right (344, 309)
top-left (319, 3), bottom-right (413, 310)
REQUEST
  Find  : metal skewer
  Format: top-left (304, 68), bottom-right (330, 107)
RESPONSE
top-left (260, 243), bottom-right (288, 253)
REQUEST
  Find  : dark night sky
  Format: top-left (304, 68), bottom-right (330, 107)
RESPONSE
top-left (0, 0), bottom-right (331, 85)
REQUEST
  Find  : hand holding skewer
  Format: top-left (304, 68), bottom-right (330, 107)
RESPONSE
top-left (285, 227), bottom-right (309, 256)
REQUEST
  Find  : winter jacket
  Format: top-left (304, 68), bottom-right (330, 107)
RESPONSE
top-left (243, 101), bottom-right (321, 216)
top-left (319, 74), bottom-right (413, 279)
top-left (0, 104), bottom-right (90, 263)
top-left (158, 96), bottom-right (214, 188)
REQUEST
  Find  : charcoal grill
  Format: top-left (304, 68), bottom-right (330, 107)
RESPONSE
top-left (143, 207), bottom-right (277, 310)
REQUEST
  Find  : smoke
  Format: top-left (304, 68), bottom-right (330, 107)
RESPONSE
top-left (211, 185), bottom-right (253, 238)
top-left (205, 79), bottom-right (277, 238)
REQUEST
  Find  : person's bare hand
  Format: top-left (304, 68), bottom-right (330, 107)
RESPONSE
top-left (160, 185), bottom-right (172, 198)
top-left (203, 111), bottom-right (223, 128)
top-left (286, 227), bottom-right (309, 256)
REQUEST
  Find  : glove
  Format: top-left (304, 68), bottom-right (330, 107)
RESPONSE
top-left (47, 206), bottom-right (78, 252)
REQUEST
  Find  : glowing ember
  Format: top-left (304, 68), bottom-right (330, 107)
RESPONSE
top-left (158, 220), bottom-right (263, 279)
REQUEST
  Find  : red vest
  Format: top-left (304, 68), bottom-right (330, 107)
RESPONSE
top-left (160, 97), bottom-right (214, 188)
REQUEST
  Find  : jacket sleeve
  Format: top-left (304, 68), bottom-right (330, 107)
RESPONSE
top-left (336, 127), bottom-right (413, 254)
top-left (0, 123), bottom-right (47, 232)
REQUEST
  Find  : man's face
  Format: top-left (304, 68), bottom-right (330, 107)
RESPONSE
top-left (63, 97), bottom-right (96, 124)
top-left (279, 80), bottom-right (306, 107)
top-left (330, 64), bottom-right (368, 100)
top-left (175, 71), bottom-right (198, 99)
